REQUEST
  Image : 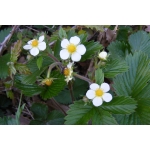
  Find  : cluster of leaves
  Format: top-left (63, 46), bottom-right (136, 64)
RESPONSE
top-left (0, 25), bottom-right (150, 125)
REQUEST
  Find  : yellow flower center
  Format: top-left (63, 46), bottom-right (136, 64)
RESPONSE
top-left (31, 39), bottom-right (39, 47)
top-left (63, 68), bottom-right (70, 76)
top-left (42, 78), bottom-right (53, 86)
top-left (67, 44), bottom-right (76, 53)
top-left (95, 89), bottom-right (104, 96)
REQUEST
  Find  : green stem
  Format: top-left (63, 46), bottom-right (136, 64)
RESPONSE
top-left (47, 62), bottom-right (62, 78)
top-left (68, 81), bottom-right (75, 103)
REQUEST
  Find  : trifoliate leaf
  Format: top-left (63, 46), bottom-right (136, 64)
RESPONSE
top-left (101, 96), bottom-right (137, 114)
top-left (81, 41), bottom-right (103, 61)
top-left (0, 53), bottom-right (10, 79)
top-left (128, 30), bottom-right (150, 58)
top-left (95, 68), bottom-right (104, 85)
top-left (64, 100), bottom-right (118, 125)
top-left (0, 28), bottom-right (11, 43)
top-left (40, 71), bottom-right (66, 100)
top-left (102, 57), bottom-right (128, 78)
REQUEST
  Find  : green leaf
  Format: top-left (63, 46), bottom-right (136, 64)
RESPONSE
top-left (102, 57), bottom-right (128, 78)
top-left (128, 30), bottom-right (150, 57)
top-left (78, 33), bottom-right (88, 43)
top-left (92, 108), bottom-right (118, 125)
top-left (36, 56), bottom-right (43, 70)
top-left (0, 53), bottom-right (10, 79)
top-left (65, 100), bottom-right (94, 125)
top-left (53, 40), bottom-right (61, 60)
top-left (46, 110), bottom-right (65, 125)
top-left (10, 40), bottom-right (22, 62)
top-left (0, 28), bottom-right (11, 43)
top-left (64, 100), bottom-right (117, 125)
top-left (17, 32), bottom-right (22, 40)
top-left (31, 103), bottom-right (48, 120)
top-left (49, 30), bottom-right (59, 42)
top-left (59, 27), bottom-right (67, 39)
top-left (40, 71), bottom-right (66, 100)
top-left (113, 52), bottom-right (150, 97)
top-left (67, 29), bottom-right (77, 39)
top-left (81, 41), bottom-right (103, 61)
top-left (0, 116), bottom-right (17, 125)
top-left (107, 41), bottom-right (129, 59)
top-left (101, 96), bottom-right (137, 114)
top-left (14, 76), bottom-right (43, 96)
top-left (15, 63), bottom-right (31, 75)
top-left (95, 68), bottom-right (104, 84)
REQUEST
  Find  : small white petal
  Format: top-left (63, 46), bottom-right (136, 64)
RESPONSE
top-left (99, 51), bottom-right (107, 60)
top-left (86, 90), bottom-right (95, 99)
top-left (90, 83), bottom-right (99, 90)
top-left (38, 35), bottom-right (44, 42)
top-left (102, 93), bottom-right (112, 102)
top-left (71, 52), bottom-right (81, 62)
top-left (30, 48), bottom-right (39, 56)
top-left (27, 40), bottom-right (32, 44)
top-left (101, 83), bottom-right (110, 92)
top-left (70, 36), bottom-right (80, 45)
top-left (38, 42), bottom-right (46, 51)
top-left (67, 62), bottom-right (73, 68)
top-left (23, 45), bottom-right (32, 50)
top-left (76, 44), bottom-right (86, 55)
top-left (60, 49), bottom-right (70, 60)
top-left (61, 39), bottom-right (69, 48)
top-left (93, 97), bottom-right (103, 107)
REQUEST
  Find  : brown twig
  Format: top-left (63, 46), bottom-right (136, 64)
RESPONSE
top-left (24, 26), bottom-right (39, 33)
top-left (74, 73), bottom-right (92, 84)
top-left (0, 25), bottom-right (19, 55)
top-left (85, 59), bottom-right (94, 77)
top-left (68, 81), bottom-right (75, 103)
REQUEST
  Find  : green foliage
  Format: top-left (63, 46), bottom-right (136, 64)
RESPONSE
top-left (30, 103), bottom-right (65, 125)
top-left (107, 41), bottom-right (129, 59)
top-left (67, 29), bottom-right (77, 39)
top-left (102, 57), bottom-right (128, 78)
top-left (101, 96), bottom-right (137, 114)
top-left (65, 100), bottom-right (118, 125)
top-left (113, 52), bottom-right (150, 124)
top-left (81, 41), bottom-right (103, 61)
top-left (128, 30), bottom-right (150, 57)
top-left (0, 53), bottom-right (10, 79)
top-left (0, 28), bottom-right (11, 43)
top-left (10, 40), bottom-right (22, 62)
top-left (36, 56), bottom-right (43, 70)
top-left (95, 68), bottom-right (104, 84)
top-left (59, 27), bottom-right (67, 39)
top-left (85, 25), bottom-right (110, 31)
top-left (15, 63), bottom-right (31, 75)
top-left (40, 71), bottom-right (66, 100)
top-left (53, 40), bottom-right (61, 60)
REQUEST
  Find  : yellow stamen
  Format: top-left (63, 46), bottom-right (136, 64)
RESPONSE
top-left (63, 68), bottom-right (70, 76)
top-left (67, 44), bottom-right (76, 53)
top-left (31, 39), bottom-right (38, 47)
top-left (95, 89), bottom-right (104, 96)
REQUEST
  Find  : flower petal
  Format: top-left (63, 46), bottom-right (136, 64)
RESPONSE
top-left (70, 36), bottom-right (80, 45)
top-left (71, 52), bottom-right (81, 62)
top-left (92, 97), bottom-right (103, 107)
top-left (102, 93), bottom-right (112, 102)
top-left (23, 45), bottom-right (32, 50)
top-left (76, 44), bottom-right (86, 55)
top-left (101, 83), bottom-right (110, 92)
top-left (30, 48), bottom-right (39, 56)
top-left (60, 49), bottom-right (70, 60)
top-left (61, 39), bottom-right (69, 48)
top-left (38, 35), bottom-right (44, 42)
top-left (86, 90), bottom-right (95, 99)
top-left (38, 42), bottom-right (46, 51)
top-left (90, 83), bottom-right (99, 90)
top-left (27, 40), bottom-right (32, 44)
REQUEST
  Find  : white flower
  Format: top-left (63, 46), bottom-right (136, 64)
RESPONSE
top-left (60, 36), bottom-right (86, 62)
top-left (86, 83), bottom-right (112, 107)
top-left (63, 62), bottom-right (74, 83)
top-left (98, 51), bottom-right (107, 60)
top-left (23, 35), bottom-right (46, 56)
